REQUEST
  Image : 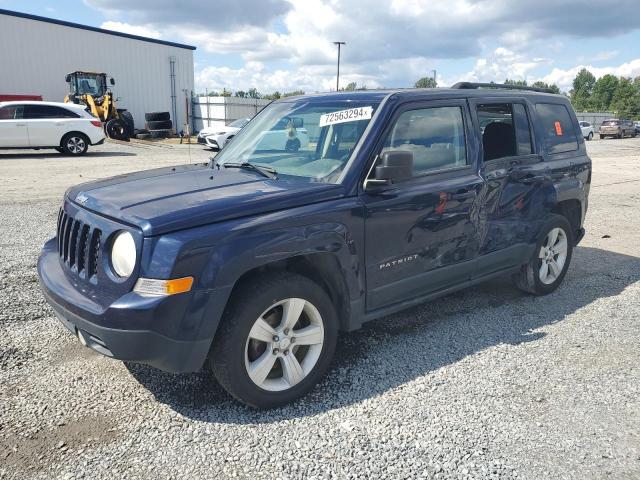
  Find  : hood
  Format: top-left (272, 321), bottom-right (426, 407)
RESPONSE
top-left (199, 125), bottom-right (239, 136)
top-left (66, 164), bottom-right (345, 236)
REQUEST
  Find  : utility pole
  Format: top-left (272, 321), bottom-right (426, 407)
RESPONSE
top-left (333, 41), bottom-right (345, 91)
top-left (432, 69), bottom-right (437, 85)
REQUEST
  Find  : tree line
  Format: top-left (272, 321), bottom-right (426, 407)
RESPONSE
top-left (569, 68), bottom-right (640, 118)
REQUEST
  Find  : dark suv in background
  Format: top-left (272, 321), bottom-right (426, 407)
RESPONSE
top-left (38, 83), bottom-right (591, 408)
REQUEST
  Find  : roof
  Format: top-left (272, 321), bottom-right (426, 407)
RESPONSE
top-left (282, 87), bottom-right (564, 103)
top-left (0, 100), bottom-right (86, 108)
top-left (0, 8), bottom-right (196, 51)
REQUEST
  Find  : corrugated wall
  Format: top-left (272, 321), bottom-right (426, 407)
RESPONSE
top-left (0, 13), bottom-right (194, 130)
top-left (192, 97), bottom-right (271, 131)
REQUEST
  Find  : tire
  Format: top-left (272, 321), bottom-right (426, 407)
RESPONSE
top-left (285, 138), bottom-right (301, 152)
top-left (136, 133), bottom-right (151, 140)
top-left (210, 272), bottom-right (338, 409)
top-left (119, 111), bottom-right (135, 137)
top-left (599, 135), bottom-right (606, 140)
top-left (60, 133), bottom-right (89, 156)
top-left (587, 132), bottom-right (593, 141)
top-left (145, 111), bottom-right (170, 122)
top-left (147, 120), bottom-right (173, 130)
top-left (149, 129), bottom-right (170, 139)
top-left (105, 118), bottom-right (129, 141)
top-left (515, 214), bottom-right (574, 296)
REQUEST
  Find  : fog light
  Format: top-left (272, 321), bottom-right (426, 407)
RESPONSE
top-left (133, 277), bottom-right (194, 296)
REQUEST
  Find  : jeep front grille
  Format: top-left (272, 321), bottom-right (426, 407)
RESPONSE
top-left (57, 208), bottom-right (102, 279)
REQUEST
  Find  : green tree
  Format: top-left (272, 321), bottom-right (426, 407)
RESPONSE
top-left (591, 74), bottom-right (619, 111)
top-left (505, 78), bottom-right (528, 86)
top-left (246, 88), bottom-right (261, 99)
top-left (610, 77), bottom-right (640, 118)
top-left (282, 90), bottom-right (305, 98)
top-left (343, 82), bottom-right (358, 91)
top-left (414, 77), bottom-right (437, 88)
top-left (235, 90), bottom-right (246, 98)
top-left (263, 91), bottom-right (281, 100)
top-left (569, 68), bottom-right (596, 111)
top-left (531, 81), bottom-right (561, 94)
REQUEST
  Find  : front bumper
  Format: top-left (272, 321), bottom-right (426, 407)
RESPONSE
top-left (37, 239), bottom-right (213, 373)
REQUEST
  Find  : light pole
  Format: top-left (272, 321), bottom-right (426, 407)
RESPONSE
top-left (333, 41), bottom-right (345, 91)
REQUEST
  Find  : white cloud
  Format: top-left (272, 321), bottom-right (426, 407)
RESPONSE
top-left (100, 21), bottom-right (160, 39)
top-left (460, 47), bottom-right (552, 84)
top-left (541, 59), bottom-right (640, 92)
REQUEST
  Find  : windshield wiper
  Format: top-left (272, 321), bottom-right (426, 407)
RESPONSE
top-left (222, 162), bottom-right (277, 179)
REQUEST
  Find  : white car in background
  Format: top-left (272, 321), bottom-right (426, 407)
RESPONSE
top-left (579, 121), bottom-right (594, 141)
top-left (198, 117), bottom-right (250, 150)
top-left (0, 101), bottom-right (105, 155)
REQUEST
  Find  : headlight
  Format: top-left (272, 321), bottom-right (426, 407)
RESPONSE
top-left (111, 231), bottom-right (136, 278)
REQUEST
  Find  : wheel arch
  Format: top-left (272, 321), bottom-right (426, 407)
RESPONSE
top-left (59, 130), bottom-right (90, 147)
top-left (551, 198), bottom-right (582, 243)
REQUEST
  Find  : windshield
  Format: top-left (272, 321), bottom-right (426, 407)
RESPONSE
top-left (72, 75), bottom-right (106, 97)
top-left (229, 118), bottom-right (250, 128)
top-left (215, 99), bottom-right (380, 183)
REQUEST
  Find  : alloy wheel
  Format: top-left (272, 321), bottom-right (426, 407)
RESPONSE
top-left (538, 227), bottom-right (568, 285)
top-left (67, 136), bottom-right (85, 154)
top-left (244, 298), bottom-right (324, 391)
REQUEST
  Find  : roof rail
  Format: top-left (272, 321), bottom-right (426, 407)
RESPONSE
top-left (451, 82), bottom-right (554, 94)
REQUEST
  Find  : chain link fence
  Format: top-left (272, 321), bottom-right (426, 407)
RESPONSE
top-left (192, 96), bottom-right (270, 132)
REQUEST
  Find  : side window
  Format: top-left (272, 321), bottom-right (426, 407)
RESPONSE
top-left (382, 106), bottom-right (467, 176)
top-left (477, 103), bottom-right (534, 161)
top-left (0, 105), bottom-right (23, 120)
top-left (24, 105), bottom-right (79, 119)
top-left (535, 103), bottom-right (578, 154)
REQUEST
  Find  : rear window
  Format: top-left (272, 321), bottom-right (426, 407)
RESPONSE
top-left (602, 120), bottom-right (619, 126)
top-left (535, 103), bottom-right (578, 154)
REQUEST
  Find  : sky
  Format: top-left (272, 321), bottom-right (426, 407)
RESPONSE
top-left (2, 0), bottom-right (640, 94)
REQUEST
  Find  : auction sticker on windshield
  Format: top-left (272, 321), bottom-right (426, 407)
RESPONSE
top-left (319, 106), bottom-right (373, 127)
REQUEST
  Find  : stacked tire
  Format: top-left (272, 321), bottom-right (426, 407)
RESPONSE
top-left (145, 112), bottom-right (172, 139)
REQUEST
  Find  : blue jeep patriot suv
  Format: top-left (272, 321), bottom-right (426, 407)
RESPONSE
top-left (38, 83), bottom-right (591, 408)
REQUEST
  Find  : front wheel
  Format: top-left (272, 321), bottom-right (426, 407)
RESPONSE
top-left (516, 215), bottom-right (573, 295)
top-left (587, 132), bottom-right (593, 141)
top-left (210, 272), bottom-right (338, 408)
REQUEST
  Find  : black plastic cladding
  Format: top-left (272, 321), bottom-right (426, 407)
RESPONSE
top-left (57, 207), bottom-right (102, 280)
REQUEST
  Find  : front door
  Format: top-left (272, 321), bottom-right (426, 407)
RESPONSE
top-left (0, 104), bottom-right (28, 147)
top-left (362, 100), bottom-right (483, 311)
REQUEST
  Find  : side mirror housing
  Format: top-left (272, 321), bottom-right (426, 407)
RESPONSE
top-left (65, 74), bottom-right (71, 83)
top-left (374, 150), bottom-right (413, 183)
top-left (110, 78), bottom-right (115, 85)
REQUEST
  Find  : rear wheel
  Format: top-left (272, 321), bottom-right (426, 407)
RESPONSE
top-left (61, 133), bottom-right (89, 156)
top-left (516, 214), bottom-right (573, 295)
top-left (210, 272), bottom-right (338, 408)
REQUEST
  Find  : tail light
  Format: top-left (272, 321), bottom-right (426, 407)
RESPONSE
top-left (90, 120), bottom-right (102, 128)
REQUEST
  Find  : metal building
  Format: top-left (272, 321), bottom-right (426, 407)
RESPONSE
top-left (0, 9), bottom-right (195, 131)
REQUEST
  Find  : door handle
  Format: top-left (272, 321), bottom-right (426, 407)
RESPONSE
top-left (451, 190), bottom-right (476, 201)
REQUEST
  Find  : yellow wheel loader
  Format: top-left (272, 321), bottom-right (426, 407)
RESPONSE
top-left (64, 71), bottom-right (133, 140)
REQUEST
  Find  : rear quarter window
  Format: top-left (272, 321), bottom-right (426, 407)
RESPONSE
top-left (535, 103), bottom-right (578, 154)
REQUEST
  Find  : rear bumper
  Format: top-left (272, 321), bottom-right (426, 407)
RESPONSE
top-left (37, 239), bottom-right (213, 373)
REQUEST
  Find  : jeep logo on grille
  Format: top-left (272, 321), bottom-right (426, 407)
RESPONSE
top-left (75, 193), bottom-right (89, 205)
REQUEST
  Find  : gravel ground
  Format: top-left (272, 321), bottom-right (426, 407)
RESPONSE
top-left (0, 139), bottom-right (639, 479)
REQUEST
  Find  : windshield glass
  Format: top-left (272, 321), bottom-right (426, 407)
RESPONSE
top-left (72, 75), bottom-right (106, 97)
top-left (229, 118), bottom-right (249, 128)
top-left (215, 99), bottom-right (380, 183)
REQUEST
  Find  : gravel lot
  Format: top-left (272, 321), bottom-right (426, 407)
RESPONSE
top-left (1, 138), bottom-right (639, 479)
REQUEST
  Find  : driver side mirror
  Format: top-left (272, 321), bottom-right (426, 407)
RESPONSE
top-left (65, 74), bottom-right (71, 83)
top-left (374, 150), bottom-right (413, 183)
top-left (110, 78), bottom-right (115, 85)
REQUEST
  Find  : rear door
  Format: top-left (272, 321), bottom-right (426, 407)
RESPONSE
top-left (0, 104), bottom-right (28, 147)
top-left (470, 98), bottom-right (550, 278)
top-left (361, 99), bottom-right (483, 311)
top-left (24, 105), bottom-right (79, 147)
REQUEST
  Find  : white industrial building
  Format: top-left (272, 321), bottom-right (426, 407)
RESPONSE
top-left (0, 9), bottom-right (195, 131)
